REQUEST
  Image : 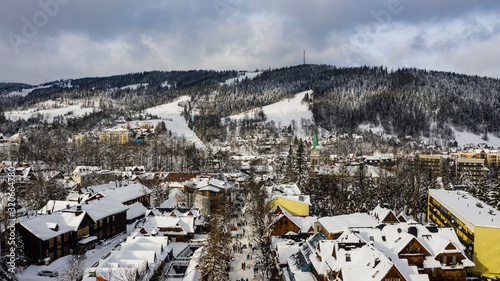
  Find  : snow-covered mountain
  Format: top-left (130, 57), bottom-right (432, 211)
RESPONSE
top-left (1, 65), bottom-right (499, 148)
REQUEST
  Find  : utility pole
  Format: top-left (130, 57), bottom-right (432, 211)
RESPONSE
top-left (303, 49), bottom-right (306, 65)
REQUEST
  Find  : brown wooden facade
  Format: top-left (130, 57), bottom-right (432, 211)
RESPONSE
top-left (17, 208), bottom-right (127, 264)
top-left (17, 212), bottom-right (94, 264)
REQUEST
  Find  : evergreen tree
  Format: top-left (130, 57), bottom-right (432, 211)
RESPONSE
top-left (282, 145), bottom-right (296, 184)
top-left (489, 180), bottom-right (500, 210)
top-left (295, 140), bottom-right (308, 189)
top-left (245, 175), bottom-right (274, 280)
top-left (200, 199), bottom-right (233, 281)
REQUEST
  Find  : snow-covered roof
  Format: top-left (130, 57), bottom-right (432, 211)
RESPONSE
top-left (182, 246), bottom-right (203, 281)
top-left (273, 238), bottom-right (303, 265)
top-left (19, 212), bottom-right (87, 240)
top-left (270, 205), bottom-right (316, 233)
top-left (306, 222), bottom-right (474, 281)
top-left (159, 197), bottom-right (179, 209)
top-left (194, 176), bottom-right (232, 192)
top-left (72, 166), bottom-right (101, 176)
top-left (88, 236), bottom-right (170, 281)
top-left (429, 189), bottom-right (500, 230)
top-left (370, 205), bottom-right (398, 223)
top-left (67, 199), bottom-right (129, 221)
top-left (39, 200), bottom-right (79, 215)
top-left (126, 202), bottom-right (147, 220)
top-left (353, 224), bottom-right (474, 271)
top-left (80, 182), bottom-right (152, 204)
top-left (140, 216), bottom-right (195, 236)
top-left (318, 213), bottom-right (379, 235)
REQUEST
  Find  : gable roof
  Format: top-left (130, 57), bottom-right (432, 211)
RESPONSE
top-left (19, 212), bottom-right (89, 241)
top-left (370, 205), bottom-right (399, 223)
top-left (270, 205), bottom-right (317, 234)
top-left (65, 199), bottom-right (129, 221)
top-left (318, 213), bottom-right (379, 235)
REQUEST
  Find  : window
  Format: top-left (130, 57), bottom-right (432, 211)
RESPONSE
top-left (64, 233), bottom-right (69, 242)
top-left (345, 254), bottom-right (351, 262)
top-left (99, 220), bottom-right (103, 227)
top-left (112, 215), bottom-right (115, 222)
top-left (49, 238), bottom-right (54, 248)
top-left (56, 235), bottom-right (61, 245)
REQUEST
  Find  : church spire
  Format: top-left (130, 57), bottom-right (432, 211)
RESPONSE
top-left (312, 128), bottom-right (319, 149)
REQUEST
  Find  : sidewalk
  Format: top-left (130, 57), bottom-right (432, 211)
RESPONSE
top-left (229, 191), bottom-right (262, 281)
top-left (229, 220), bottom-right (261, 281)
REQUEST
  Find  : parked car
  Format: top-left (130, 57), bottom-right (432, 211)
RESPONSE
top-left (37, 270), bottom-right (58, 277)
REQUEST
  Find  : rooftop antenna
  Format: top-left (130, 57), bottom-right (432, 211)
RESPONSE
top-left (303, 49), bottom-right (306, 65)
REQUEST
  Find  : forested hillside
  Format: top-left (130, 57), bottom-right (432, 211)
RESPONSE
top-left (1, 65), bottom-right (499, 144)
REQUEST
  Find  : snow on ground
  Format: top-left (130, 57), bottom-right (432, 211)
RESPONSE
top-left (120, 83), bottom-right (148, 90)
top-left (358, 123), bottom-right (385, 135)
top-left (451, 126), bottom-right (500, 148)
top-left (161, 81), bottom-right (172, 88)
top-left (5, 99), bottom-right (101, 123)
top-left (222, 71), bottom-right (262, 85)
top-left (230, 90), bottom-right (314, 137)
top-left (144, 96), bottom-right (205, 149)
top-left (16, 255), bottom-right (71, 281)
top-left (359, 123), bottom-right (500, 148)
top-left (16, 226), bottom-right (131, 281)
top-left (7, 85), bottom-right (53, 98)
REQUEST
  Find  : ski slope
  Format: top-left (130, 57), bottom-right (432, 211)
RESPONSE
top-left (230, 90), bottom-right (314, 137)
top-left (222, 71), bottom-right (262, 85)
top-left (144, 96), bottom-right (205, 149)
top-left (5, 99), bottom-right (101, 123)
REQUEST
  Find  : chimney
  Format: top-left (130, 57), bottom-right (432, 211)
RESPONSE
top-left (76, 204), bottom-right (82, 215)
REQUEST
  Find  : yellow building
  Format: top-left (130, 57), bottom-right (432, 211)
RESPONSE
top-left (428, 189), bottom-right (500, 278)
top-left (99, 128), bottom-right (131, 144)
top-left (451, 150), bottom-right (500, 167)
top-left (268, 195), bottom-right (310, 216)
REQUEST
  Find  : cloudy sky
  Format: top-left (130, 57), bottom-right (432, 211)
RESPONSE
top-left (2, 0), bottom-right (500, 85)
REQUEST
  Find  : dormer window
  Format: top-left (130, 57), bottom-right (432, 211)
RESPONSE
top-left (48, 223), bottom-right (59, 231)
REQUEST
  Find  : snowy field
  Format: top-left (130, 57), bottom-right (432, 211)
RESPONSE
top-left (5, 99), bottom-right (101, 123)
top-left (359, 123), bottom-right (500, 148)
top-left (144, 96), bottom-right (205, 149)
top-left (230, 90), bottom-right (314, 137)
top-left (119, 83), bottom-right (148, 90)
top-left (450, 126), bottom-right (500, 148)
top-left (6, 85), bottom-right (54, 98)
top-left (222, 71), bottom-right (262, 85)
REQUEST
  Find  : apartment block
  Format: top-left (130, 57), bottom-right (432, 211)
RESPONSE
top-left (455, 159), bottom-right (485, 184)
top-left (428, 189), bottom-right (500, 278)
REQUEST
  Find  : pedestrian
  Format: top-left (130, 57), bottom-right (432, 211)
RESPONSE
top-left (242, 262), bottom-right (244, 269)
top-left (247, 254), bottom-right (249, 260)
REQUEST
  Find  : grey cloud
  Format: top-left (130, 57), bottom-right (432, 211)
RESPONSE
top-left (1, 0), bottom-right (500, 84)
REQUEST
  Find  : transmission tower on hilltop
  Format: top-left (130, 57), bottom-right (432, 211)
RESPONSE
top-left (303, 49), bottom-right (306, 64)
